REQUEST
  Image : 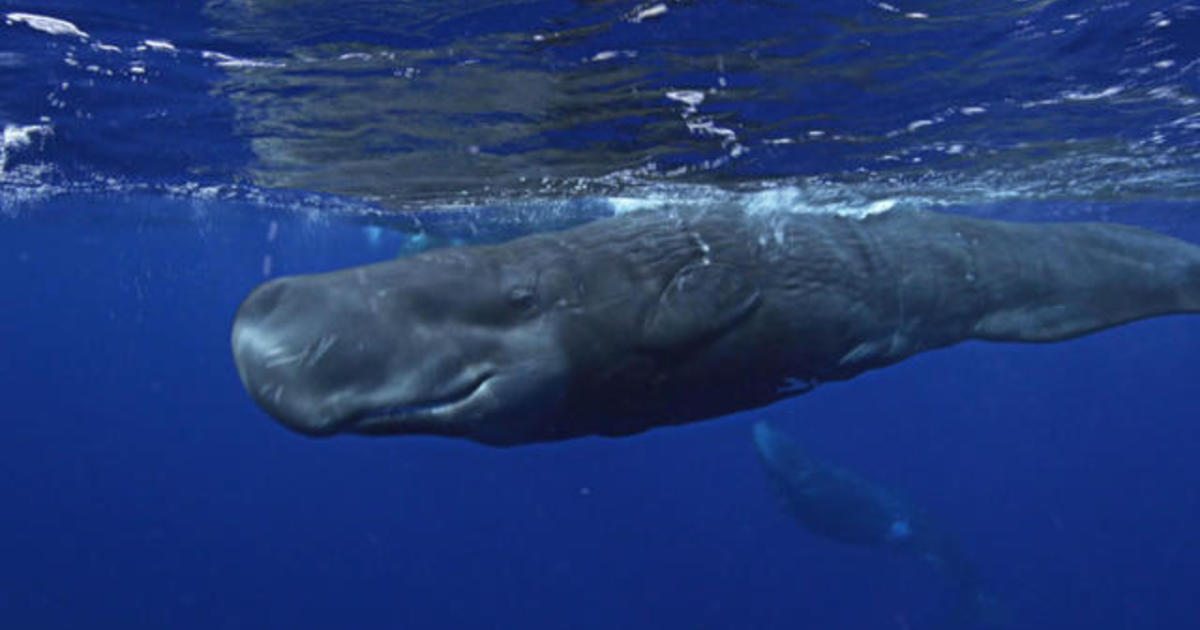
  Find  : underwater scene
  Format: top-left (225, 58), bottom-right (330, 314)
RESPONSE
top-left (2, 1), bottom-right (1199, 628)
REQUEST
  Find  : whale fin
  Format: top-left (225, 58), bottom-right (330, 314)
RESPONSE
top-left (640, 262), bottom-right (761, 350)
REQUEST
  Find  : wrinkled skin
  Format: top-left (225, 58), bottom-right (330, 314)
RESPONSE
top-left (231, 246), bottom-right (574, 444)
top-left (232, 206), bottom-right (1200, 445)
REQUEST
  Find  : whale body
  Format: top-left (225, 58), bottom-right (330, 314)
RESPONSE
top-left (753, 422), bottom-right (932, 547)
top-left (753, 422), bottom-right (989, 628)
top-left (231, 206), bottom-right (1200, 444)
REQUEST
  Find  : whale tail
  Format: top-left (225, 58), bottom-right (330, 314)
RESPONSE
top-left (965, 220), bottom-right (1200, 342)
top-left (920, 535), bottom-right (1011, 630)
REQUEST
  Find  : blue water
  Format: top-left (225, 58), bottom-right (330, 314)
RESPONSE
top-left (2, 2), bottom-right (1199, 629)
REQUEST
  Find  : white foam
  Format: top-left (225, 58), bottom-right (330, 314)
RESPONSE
top-left (1, 124), bottom-right (52, 173)
top-left (1062, 85), bottom-right (1123, 101)
top-left (686, 119), bottom-right (738, 144)
top-left (141, 39), bottom-right (176, 52)
top-left (608, 195), bottom-right (674, 215)
top-left (5, 12), bottom-right (88, 39)
top-left (746, 187), bottom-right (899, 219)
top-left (589, 50), bottom-right (637, 63)
top-left (665, 90), bottom-right (705, 108)
top-left (2, 124), bottom-right (48, 148)
top-left (629, 3), bottom-right (668, 23)
top-left (202, 50), bottom-right (284, 69)
top-left (907, 119), bottom-right (933, 132)
top-left (864, 199), bottom-right (898, 215)
top-left (607, 184), bottom-right (913, 224)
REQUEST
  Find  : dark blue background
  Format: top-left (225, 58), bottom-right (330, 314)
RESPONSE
top-left (2, 194), bottom-right (1197, 629)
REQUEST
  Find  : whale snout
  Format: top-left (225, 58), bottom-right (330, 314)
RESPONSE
top-left (232, 277), bottom-right (350, 436)
top-left (232, 274), bottom-right (407, 436)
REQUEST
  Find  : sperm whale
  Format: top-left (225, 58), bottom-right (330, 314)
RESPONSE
top-left (232, 205), bottom-right (1200, 444)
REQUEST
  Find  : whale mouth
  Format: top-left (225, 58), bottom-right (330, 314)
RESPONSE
top-left (343, 372), bottom-right (494, 436)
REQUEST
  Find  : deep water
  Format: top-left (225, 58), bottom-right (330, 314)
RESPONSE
top-left (2, 2), bottom-right (1199, 629)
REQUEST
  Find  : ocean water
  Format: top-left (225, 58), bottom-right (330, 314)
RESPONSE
top-left (2, 2), bottom-right (1198, 629)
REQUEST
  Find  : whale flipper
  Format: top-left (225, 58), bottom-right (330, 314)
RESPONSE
top-left (641, 262), bottom-right (762, 350)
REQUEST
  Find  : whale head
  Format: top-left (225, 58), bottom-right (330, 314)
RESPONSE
top-left (231, 248), bottom-right (573, 445)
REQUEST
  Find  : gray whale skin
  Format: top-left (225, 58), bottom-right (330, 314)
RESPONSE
top-left (232, 206), bottom-right (1200, 445)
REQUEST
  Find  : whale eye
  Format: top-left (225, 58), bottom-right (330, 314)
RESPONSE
top-left (508, 286), bottom-right (538, 312)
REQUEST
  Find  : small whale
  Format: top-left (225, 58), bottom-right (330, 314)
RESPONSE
top-left (231, 205), bottom-right (1200, 444)
top-left (753, 421), bottom-right (992, 628)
